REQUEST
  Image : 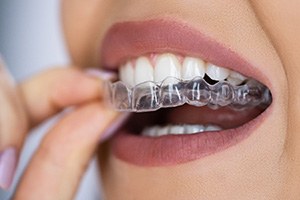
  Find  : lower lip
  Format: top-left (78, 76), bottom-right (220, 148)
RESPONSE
top-left (110, 105), bottom-right (272, 166)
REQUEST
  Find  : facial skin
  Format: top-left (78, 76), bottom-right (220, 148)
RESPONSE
top-left (62, 0), bottom-right (300, 199)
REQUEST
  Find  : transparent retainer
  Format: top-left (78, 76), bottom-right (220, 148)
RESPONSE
top-left (104, 76), bottom-right (272, 112)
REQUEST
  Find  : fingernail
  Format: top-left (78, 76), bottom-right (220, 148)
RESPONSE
top-left (0, 147), bottom-right (17, 190)
top-left (85, 68), bottom-right (117, 81)
top-left (100, 112), bottom-right (131, 142)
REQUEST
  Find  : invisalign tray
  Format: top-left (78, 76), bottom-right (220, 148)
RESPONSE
top-left (105, 76), bottom-right (272, 112)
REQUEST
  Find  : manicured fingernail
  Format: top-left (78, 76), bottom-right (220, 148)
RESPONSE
top-left (100, 112), bottom-right (131, 142)
top-left (0, 147), bottom-right (17, 190)
top-left (85, 68), bottom-right (117, 81)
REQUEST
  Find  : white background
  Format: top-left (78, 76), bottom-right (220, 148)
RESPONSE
top-left (0, 0), bottom-right (102, 199)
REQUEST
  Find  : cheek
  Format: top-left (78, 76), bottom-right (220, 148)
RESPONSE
top-left (251, 0), bottom-right (300, 163)
top-left (61, 0), bottom-right (112, 67)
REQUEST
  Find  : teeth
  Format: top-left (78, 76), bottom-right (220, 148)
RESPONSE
top-left (120, 61), bottom-right (135, 87)
top-left (185, 125), bottom-right (205, 133)
top-left (182, 57), bottom-right (205, 80)
top-left (227, 71), bottom-right (246, 86)
top-left (206, 63), bottom-right (230, 81)
top-left (119, 53), bottom-right (247, 88)
top-left (154, 53), bottom-right (181, 84)
top-left (142, 126), bottom-right (159, 137)
top-left (169, 125), bottom-right (185, 134)
top-left (156, 126), bottom-right (170, 137)
top-left (142, 124), bottom-right (223, 137)
top-left (205, 125), bottom-right (222, 131)
top-left (135, 57), bottom-right (154, 85)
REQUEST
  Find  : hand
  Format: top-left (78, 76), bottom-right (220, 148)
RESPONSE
top-left (0, 57), bottom-right (119, 199)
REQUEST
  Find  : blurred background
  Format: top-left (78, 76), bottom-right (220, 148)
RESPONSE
top-left (0, 0), bottom-right (101, 199)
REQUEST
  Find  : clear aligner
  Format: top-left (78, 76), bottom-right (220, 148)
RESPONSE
top-left (105, 76), bottom-right (272, 112)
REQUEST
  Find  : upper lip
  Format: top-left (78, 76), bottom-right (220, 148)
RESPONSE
top-left (100, 18), bottom-right (270, 88)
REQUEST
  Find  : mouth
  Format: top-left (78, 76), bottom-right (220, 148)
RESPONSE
top-left (100, 19), bottom-right (273, 166)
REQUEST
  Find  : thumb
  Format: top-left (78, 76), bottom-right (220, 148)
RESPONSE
top-left (14, 102), bottom-right (121, 200)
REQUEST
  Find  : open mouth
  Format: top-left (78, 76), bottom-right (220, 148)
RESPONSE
top-left (100, 19), bottom-right (273, 166)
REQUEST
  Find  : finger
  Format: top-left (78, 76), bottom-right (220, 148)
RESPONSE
top-left (0, 56), bottom-right (27, 190)
top-left (19, 67), bottom-right (106, 127)
top-left (14, 102), bottom-right (119, 200)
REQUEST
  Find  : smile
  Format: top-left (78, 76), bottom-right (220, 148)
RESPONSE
top-left (100, 19), bottom-right (273, 166)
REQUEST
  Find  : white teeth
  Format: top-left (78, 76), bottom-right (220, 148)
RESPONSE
top-left (154, 53), bottom-right (181, 84)
top-left (135, 57), bottom-right (154, 85)
top-left (142, 126), bottom-right (159, 137)
top-left (227, 71), bottom-right (246, 86)
top-left (185, 125), bottom-right (205, 133)
top-left (142, 124), bottom-right (223, 137)
top-left (182, 57), bottom-right (205, 80)
top-left (120, 61), bottom-right (135, 87)
top-left (206, 63), bottom-right (230, 81)
top-left (156, 126), bottom-right (170, 137)
top-left (119, 53), bottom-right (248, 87)
top-left (205, 125), bottom-right (222, 132)
top-left (169, 125), bottom-right (185, 134)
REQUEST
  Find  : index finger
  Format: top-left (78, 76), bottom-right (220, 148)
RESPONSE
top-left (19, 67), bottom-right (105, 127)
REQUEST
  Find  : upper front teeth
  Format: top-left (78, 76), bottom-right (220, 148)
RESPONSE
top-left (155, 54), bottom-right (181, 84)
top-left (135, 57), bottom-right (154, 84)
top-left (120, 61), bottom-right (135, 86)
top-left (120, 53), bottom-right (247, 87)
top-left (182, 57), bottom-right (205, 80)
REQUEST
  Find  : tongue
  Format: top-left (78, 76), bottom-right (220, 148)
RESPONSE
top-left (166, 105), bottom-right (263, 129)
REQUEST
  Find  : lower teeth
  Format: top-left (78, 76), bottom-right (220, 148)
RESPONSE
top-left (142, 124), bottom-right (222, 137)
top-left (105, 76), bottom-right (272, 112)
